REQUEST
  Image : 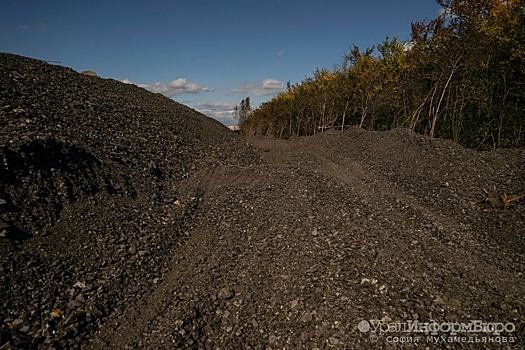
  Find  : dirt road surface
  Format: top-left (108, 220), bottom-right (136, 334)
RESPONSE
top-left (90, 130), bottom-right (525, 349)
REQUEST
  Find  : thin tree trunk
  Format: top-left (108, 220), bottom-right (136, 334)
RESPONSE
top-left (341, 100), bottom-right (349, 130)
top-left (430, 56), bottom-right (461, 139)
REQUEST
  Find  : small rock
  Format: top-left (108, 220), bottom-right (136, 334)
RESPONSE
top-left (434, 296), bottom-right (445, 305)
top-left (73, 281), bottom-right (87, 289)
top-left (67, 299), bottom-right (82, 310)
top-left (153, 278), bottom-right (160, 284)
top-left (12, 319), bottom-right (23, 326)
top-left (329, 336), bottom-right (340, 345)
top-left (360, 278), bottom-right (377, 285)
top-left (50, 309), bottom-right (63, 318)
top-left (81, 70), bottom-right (98, 77)
top-left (217, 287), bottom-right (234, 300)
top-left (75, 293), bottom-right (85, 303)
top-left (0, 198), bottom-right (6, 205)
top-left (129, 246), bottom-right (137, 254)
top-left (300, 312), bottom-right (312, 322)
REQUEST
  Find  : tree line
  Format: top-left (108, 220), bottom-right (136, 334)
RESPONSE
top-left (239, 0), bottom-right (525, 148)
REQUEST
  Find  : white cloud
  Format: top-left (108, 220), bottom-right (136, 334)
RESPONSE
top-left (227, 78), bottom-right (286, 97)
top-left (194, 100), bottom-right (238, 125)
top-left (254, 79), bottom-right (286, 97)
top-left (122, 78), bottom-right (214, 97)
top-left (276, 50), bottom-right (285, 56)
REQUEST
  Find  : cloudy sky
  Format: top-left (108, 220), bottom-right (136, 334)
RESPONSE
top-left (1, 0), bottom-right (441, 126)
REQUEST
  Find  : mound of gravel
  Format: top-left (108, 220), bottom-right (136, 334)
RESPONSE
top-left (0, 53), bottom-right (254, 349)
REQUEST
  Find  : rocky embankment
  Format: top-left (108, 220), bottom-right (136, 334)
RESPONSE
top-left (0, 53), bottom-right (254, 349)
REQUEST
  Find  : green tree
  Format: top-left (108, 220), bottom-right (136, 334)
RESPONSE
top-left (242, 0), bottom-right (525, 147)
top-left (235, 97), bottom-right (252, 130)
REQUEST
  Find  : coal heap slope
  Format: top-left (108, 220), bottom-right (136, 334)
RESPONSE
top-left (0, 53), bottom-right (252, 349)
top-left (0, 52), bottom-right (244, 237)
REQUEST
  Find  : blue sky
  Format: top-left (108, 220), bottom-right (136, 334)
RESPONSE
top-left (1, 0), bottom-right (442, 125)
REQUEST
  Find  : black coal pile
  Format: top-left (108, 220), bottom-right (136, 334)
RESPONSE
top-left (0, 53), bottom-right (253, 349)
